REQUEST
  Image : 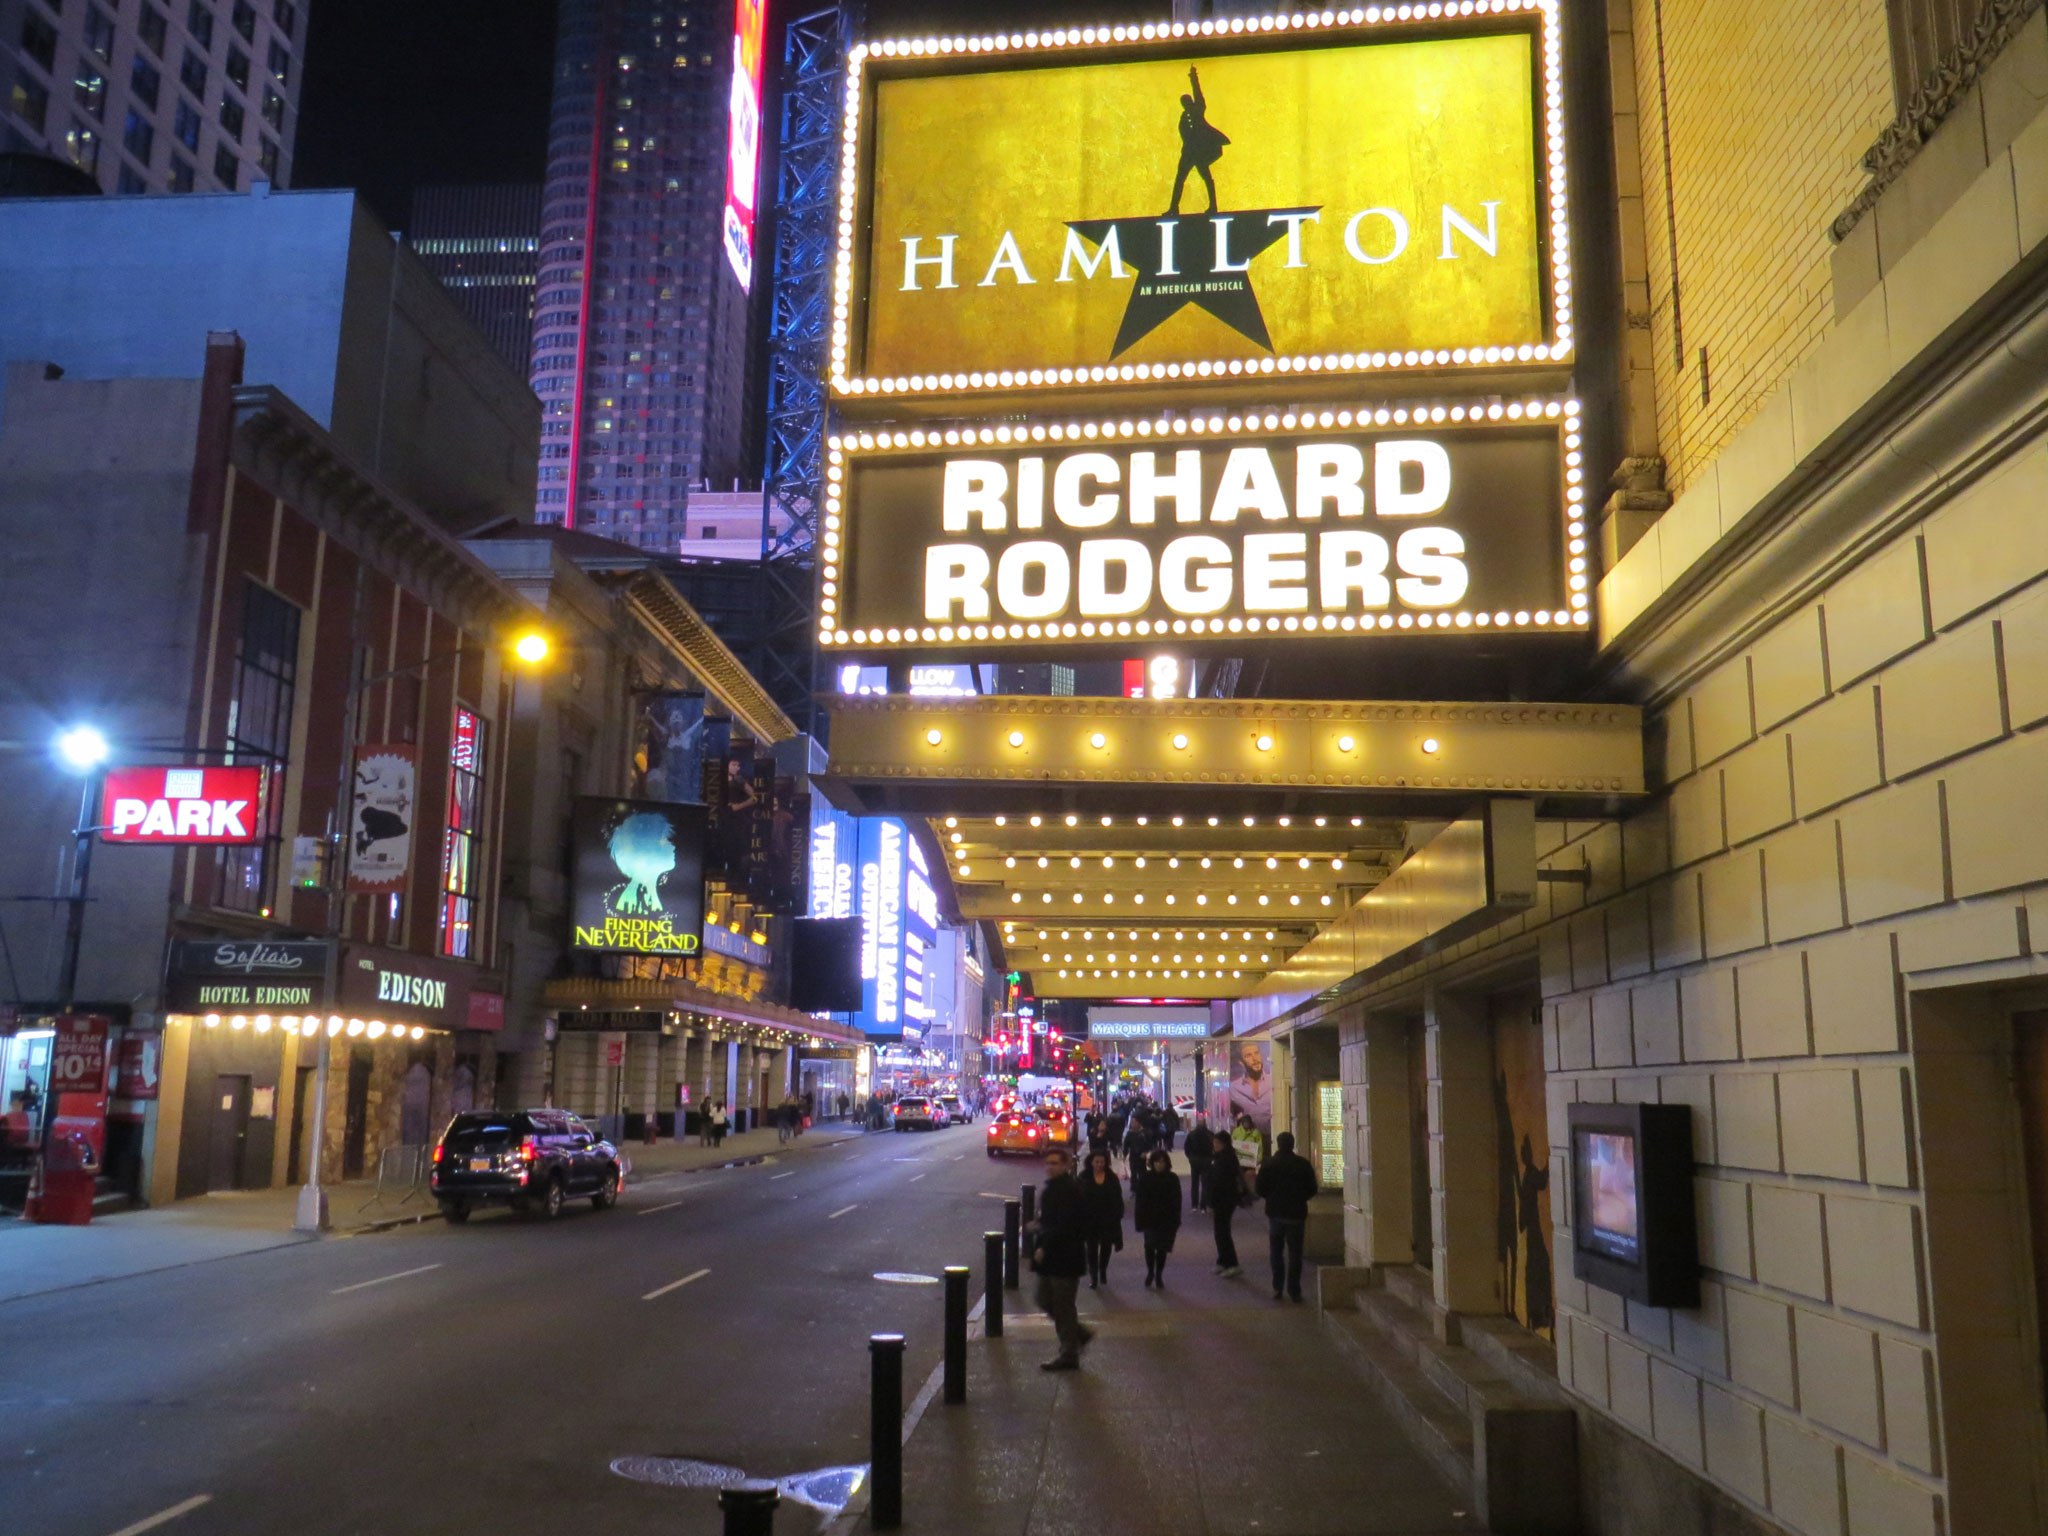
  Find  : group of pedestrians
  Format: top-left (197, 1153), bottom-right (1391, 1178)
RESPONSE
top-left (1027, 1095), bottom-right (1323, 1371)
top-left (774, 1091), bottom-right (816, 1144)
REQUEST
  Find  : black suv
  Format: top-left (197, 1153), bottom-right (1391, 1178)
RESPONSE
top-left (430, 1109), bottom-right (622, 1223)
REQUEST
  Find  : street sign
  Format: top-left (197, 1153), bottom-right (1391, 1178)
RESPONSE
top-left (101, 765), bottom-right (269, 845)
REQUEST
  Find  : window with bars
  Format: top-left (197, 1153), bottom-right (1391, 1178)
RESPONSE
top-left (439, 706), bottom-right (486, 958)
top-left (214, 581), bottom-right (300, 913)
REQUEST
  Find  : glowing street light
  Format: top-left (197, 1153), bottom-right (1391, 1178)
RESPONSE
top-left (512, 631), bottom-right (551, 665)
top-left (54, 724), bottom-right (110, 772)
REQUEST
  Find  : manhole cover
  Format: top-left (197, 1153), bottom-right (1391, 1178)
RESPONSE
top-left (610, 1455), bottom-right (747, 1489)
top-left (873, 1271), bottom-right (940, 1285)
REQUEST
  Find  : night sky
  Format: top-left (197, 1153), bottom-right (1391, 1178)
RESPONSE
top-left (292, 1), bottom-right (1171, 229)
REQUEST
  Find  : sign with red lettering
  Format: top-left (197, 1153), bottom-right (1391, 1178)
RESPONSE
top-left (101, 765), bottom-right (268, 845)
top-left (49, 1015), bottom-right (110, 1097)
top-left (110, 1034), bottom-right (161, 1100)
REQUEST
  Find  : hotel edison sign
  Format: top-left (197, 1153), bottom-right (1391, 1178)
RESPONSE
top-left (832, 5), bottom-right (1570, 402)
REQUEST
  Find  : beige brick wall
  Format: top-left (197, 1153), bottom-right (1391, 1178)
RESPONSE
top-left (1631, 0), bottom-right (1893, 493)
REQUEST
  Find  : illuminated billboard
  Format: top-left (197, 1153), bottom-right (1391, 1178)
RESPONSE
top-left (832, 4), bottom-right (1568, 403)
top-left (570, 798), bottom-right (708, 955)
top-left (724, 0), bottom-right (769, 289)
top-left (809, 807), bottom-right (941, 1036)
top-left (819, 397), bottom-right (1585, 652)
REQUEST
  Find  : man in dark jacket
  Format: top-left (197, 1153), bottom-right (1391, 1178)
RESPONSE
top-left (1029, 1148), bottom-right (1094, 1370)
top-left (1183, 1120), bottom-right (1215, 1212)
top-left (1205, 1135), bottom-right (1245, 1275)
top-left (1255, 1131), bottom-right (1321, 1302)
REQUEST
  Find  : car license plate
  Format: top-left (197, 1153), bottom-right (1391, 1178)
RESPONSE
top-left (468, 1157), bottom-right (491, 1173)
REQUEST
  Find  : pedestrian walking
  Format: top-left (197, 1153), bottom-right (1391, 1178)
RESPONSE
top-left (1161, 1103), bottom-right (1181, 1151)
top-left (712, 1100), bottom-right (730, 1147)
top-left (799, 1091), bottom-right (815, 1134)
top-left (837, 1091), bottom-right (850, 1120)
top-left (697, 1100), bottom-right (716, 1148)
top-left (1231, 1111), bottom-right (1264, 1171)
top-left (1255, 1131), bottom-right (1320, 1302)
top-left (1184, 1119), bottom-right (1214, 1212)
top-left (1206, 1134), bottom-right (1245, 1275)
top-left (777, 1095), bottom-right (797, 1144)
top-left (1029, 1148), bottom-right (1094, 1371)
top-left (1080, 1150), bottom-right (1125, 1288)
top-left (1121, 1111), bottom-right (1153, 1177)
top-left (1133, 1147), bottom-right (1183, 1288)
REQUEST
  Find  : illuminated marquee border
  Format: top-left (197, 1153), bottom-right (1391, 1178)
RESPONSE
top-left (830, 0), bottom-right (1574, 404)
top-left (817, 395), bottom-right (1588, 649)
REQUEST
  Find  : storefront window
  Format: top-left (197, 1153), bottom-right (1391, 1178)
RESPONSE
top-left (439, 706), bottom-right (486, 958)
top-left (214, 581), bottom-right (299, 912)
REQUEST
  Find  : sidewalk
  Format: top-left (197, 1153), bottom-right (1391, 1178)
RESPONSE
top-left (0, 1120), bottom-right (868, 1304)
top-left (844, 1218), bottom-right (1485, 1534)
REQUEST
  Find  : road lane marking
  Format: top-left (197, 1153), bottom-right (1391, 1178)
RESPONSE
top-left (642, 1268), bottom-right (712, 1301)
top-left (636, 1200), bottom-right (687, 1216)
top-left (827, 1203), bottom-right (859, 1219)
top-left (978, 1192), bottom-right (1009, 1199)
top-left (104, 1495), bottom-right (212, 1536)
top-left (330, 1264), bottom-right (442, 1295)
top-left (909, 1173), bottom-right (926, 1183)
top-left (952, 1155), bottom-right (965, 1161)
top-left (771, 1171), bottom-right (796, 1180)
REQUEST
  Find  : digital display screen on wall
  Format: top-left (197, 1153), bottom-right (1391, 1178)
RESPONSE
top-left (819, 402), bottom-right (1583, 651)
top-left (570, 797), bottom-right (707, 955)
top-left (1567, 1102), bottom-right (1698, 1309)
top-left (833, 9), bottom-right (1567, 402)
top-left (808, 805), bottom-right (941, 1036)
top-left (1577, 1131), bottom-right (1639, 1263)
top-left (724, 0), bottom-right (769, 289)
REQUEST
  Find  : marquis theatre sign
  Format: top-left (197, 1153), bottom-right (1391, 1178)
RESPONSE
top-left (819, 399), bottom-right (1587, 651)
top-left (832, 3), bottom-right (1570, 403)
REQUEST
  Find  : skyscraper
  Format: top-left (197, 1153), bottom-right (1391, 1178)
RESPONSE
top-left (1, 0), bottom-right (302, 196)
top-left (409, 184), bottom-right (544, 378)
top-left (532, 0), bottom-right (767, 553)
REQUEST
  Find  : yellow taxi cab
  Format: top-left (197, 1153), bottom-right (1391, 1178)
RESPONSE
top-left (1032, 1103), bottom-right (1079, 1148)
top-left (985, 1111), bottom-right (1051, 1157)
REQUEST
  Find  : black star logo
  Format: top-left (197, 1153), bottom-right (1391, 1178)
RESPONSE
top-left (1066, 207), bottom-right (1321, 358)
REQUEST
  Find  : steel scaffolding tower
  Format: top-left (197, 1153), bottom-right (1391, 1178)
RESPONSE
top-left (754, 3), bottom-right (862, 735)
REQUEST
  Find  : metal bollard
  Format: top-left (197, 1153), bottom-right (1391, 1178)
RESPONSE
top-left (718, 1479), bottom-right (780, 1536)
top-left (943, 1265), bottom-right (969, 1404)
top-left (869, 1333), bottom-right (905, 1530)
top-left (984, 1229), bottom-right (1004, 1338)
top-left (1002, 1198), bottom-right (1021, 1290)
top-left (1020, 1182), bottom-right (1036, 1226)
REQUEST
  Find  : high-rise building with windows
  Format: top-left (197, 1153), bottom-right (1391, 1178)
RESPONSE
top-left (532, 0), bottom-right (764, 553)
top-left (408, 184), bottom-right (544, 379)
top-left (0, 0), bottom-right (301, 196)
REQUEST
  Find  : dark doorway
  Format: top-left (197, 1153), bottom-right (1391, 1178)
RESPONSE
top-left (1406, 1016), bottom-right (1432, 1268)
top-left (2015, 1010), bottom-right (2048, 1414)
top-left (451, 1056), bottom-right (477, 1117)
top-left (342, 1049), bottom-right (373, 1180)
top-left (207, 1074), bottom-right (252, 1192)
top-left (399, 1058), bottom-right (432, 1146)
top-left (285, 1066), bottom-right (316, 1184)
top-left (493, 1051), bottom-right (518, 1112)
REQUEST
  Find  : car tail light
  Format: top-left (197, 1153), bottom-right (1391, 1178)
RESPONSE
top-left (432, 1144), bottom-right (445, 1165)
top-left (1028, 1128), bottom-right (1040, 1139)
top-left (519, 1137), bottom-right (539, 1163)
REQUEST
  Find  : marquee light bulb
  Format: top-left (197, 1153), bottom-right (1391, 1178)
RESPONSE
top-left (1089, 732), bottom-right (1107, 750)
top-left (1008, 730), bottom-right (1025, 748)
top-left (1171, 732), bottom-right (1189, 750)
top-left (1421, 737), bottom-right (1441, 754)
top-left (925, 729), bottom-right (943, 746)
top-left (1255, 734), bottom-right (1274, 752)
top-left (1337, 735), bottom-right (1357, 753)
top-left (1064, 814), bottom-right (1079, 827)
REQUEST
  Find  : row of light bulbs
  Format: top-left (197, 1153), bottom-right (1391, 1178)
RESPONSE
top-left (1008, 890), bottom-right (1331, 907)
top-left (981, 854), bottom-right (1347, 871)
top-left (1058, 968), bottom-right (1243, 981)
top-left (1005, 929), bottom-right (1281, 942)
top-left (200, 1014), bottom-right (431, 1041)
top-left (954, 813), bottom-right (1371, 830)
top-left (1048, 952), bottom-right (1271, 965)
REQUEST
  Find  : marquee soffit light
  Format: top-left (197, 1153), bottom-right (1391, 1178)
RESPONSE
top-left (829, 0), bottom-right (1574, 403)
top-left (816, 397), bottom-right (1587, 648)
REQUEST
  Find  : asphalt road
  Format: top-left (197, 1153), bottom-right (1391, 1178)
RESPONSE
top-left (0, 1123), bottom-right (1038, 1536)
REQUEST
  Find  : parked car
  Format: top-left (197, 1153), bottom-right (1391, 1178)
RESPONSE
top-left (892, 1096), bottom-right (945, 1131)
top-left (986, 1111), bottom-right (1050, 1156)
top-left (938, 1094), bottom-right (968, 1124)
top-left (429, 1109), bottom-right (622, 1222)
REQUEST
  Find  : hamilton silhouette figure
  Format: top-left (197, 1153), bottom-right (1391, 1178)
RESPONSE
top-left (1169, 66), bottom-right (1230, 215)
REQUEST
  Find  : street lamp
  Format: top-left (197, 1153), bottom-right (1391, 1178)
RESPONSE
top-left (52, 724), bottom-right (111, 1010)
top-left (295, 624), bottom-right (551, 1234)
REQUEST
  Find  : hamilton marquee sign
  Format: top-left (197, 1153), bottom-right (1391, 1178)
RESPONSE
top-left (831, 4), bottom-right (1570, 402)
top-left (819, 399), bottom-right (1586, 651)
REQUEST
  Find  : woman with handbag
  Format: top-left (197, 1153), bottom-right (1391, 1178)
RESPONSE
top-left (1080, 1149), bottom-right (1126, 1289)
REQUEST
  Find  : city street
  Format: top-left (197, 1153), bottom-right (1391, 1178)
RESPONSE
top-left (0, 1125), bottom-right (1028, 1536)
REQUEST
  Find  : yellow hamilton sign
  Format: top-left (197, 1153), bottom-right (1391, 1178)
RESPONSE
top-left (834, 8), bottom-right (1568, 402)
